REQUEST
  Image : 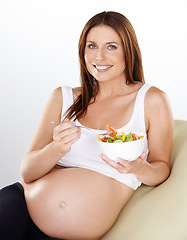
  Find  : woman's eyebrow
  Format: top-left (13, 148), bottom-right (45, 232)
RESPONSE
top-left (86, 41), bottom-right (119, 45)
top-left (86, 41), bottom-right (96, 44)
top-left (106, 41), bottom-right (119, 45)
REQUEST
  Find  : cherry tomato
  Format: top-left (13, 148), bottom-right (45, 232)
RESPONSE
top-left (101, 136), bottom-right (108, 142)
top-left (132, 133), bottom-right (138, 141)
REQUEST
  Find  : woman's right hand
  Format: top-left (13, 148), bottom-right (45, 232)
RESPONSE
top-left (52, 118), bottom-right (81, 157)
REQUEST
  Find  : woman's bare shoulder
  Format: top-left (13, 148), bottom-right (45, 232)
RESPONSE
top-left (50, 87), bottom-right (63, 100)
top-left (145, 86), bottom-right (173, 128)
top-left (145, 86), bottom-right (170, 108)
top-left (50, 86), bottom-right (82, 102)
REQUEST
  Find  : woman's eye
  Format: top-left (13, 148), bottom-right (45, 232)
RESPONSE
top-left (108, 45), bottom-right (117, 50)
top-left (88, 44), bottom-right (97, 49)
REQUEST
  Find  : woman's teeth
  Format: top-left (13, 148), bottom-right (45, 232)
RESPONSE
top-left (95, 65), bottom-right (111, 70)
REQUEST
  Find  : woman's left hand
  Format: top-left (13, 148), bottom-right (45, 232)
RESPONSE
top-left (100, 152), bottom-right (147, 175)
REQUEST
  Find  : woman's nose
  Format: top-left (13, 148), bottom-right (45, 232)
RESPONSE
top-left (96, 49), bottom-right (106, 61)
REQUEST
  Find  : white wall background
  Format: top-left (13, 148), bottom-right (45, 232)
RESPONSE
top-left (0, 0), bottom-right (187, 188)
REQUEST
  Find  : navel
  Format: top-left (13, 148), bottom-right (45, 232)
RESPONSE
top-left (59, 200), bottom-right (67, 209)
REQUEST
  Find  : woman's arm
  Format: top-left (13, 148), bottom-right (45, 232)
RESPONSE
top-left (20, 87), bottom-right (81, 183)
top-left (100, 87), bottom-right (174, 187)
top-left (137, 87), bottom-right (174, 185)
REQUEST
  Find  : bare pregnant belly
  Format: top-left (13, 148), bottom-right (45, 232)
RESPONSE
top-left (24, 167), bottom-right (134, 240)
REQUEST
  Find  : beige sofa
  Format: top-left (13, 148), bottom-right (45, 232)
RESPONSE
top-left (101, 120), bottom-right (187, 240)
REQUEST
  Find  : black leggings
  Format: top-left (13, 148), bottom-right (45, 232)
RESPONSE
top-left (0, 182), bottom-right (62, 240)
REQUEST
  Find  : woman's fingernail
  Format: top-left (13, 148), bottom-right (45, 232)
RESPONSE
top-left (141, 152), bottom-right (147, 158)
top-left (116, 157), bottom-right (120, 162)
top-left (100, 154), bottom-right (106, 159)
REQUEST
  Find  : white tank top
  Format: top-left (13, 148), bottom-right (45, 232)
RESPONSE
top-left (57, 84), bottom-right (152, 190)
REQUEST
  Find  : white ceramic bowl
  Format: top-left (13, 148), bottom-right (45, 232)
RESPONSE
top-left (98, 132), bottom-right (146, 161)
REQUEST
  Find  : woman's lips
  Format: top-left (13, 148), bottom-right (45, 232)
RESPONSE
top-left (93, 65), bottom-right (113, 72)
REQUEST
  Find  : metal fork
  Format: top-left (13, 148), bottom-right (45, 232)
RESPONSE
top-left (50, 121), bottom-right (112, 135)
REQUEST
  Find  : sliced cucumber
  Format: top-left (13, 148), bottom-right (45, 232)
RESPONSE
top-left (113, 139), bottom-right (123, 143)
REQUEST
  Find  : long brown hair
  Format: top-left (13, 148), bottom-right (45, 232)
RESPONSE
top-left (66, 11), bottom-right (145, 120)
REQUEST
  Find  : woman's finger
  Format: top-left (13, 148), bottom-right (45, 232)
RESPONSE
top-left (100, 154), bottom-right (127, 173)
top-left (53, 126), bottom-right (80, 142)
top-left (61, 128), bottom-right (81, 144)
top-left (116, 157), bottom-right (132, 167)
top-left (55, 120), bottom-right (76, 133)
top-left (100, 154), bottom-right (119, 168)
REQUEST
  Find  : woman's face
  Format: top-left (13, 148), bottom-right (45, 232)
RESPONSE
top-left (84, 24), bottom-right (126, 83)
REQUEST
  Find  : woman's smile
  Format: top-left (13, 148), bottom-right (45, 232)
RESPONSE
top-left (93, 64), bottom-right (113, 72)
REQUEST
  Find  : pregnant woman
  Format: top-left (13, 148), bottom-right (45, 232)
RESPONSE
top-left (0, 11), bottom-right (173, 240)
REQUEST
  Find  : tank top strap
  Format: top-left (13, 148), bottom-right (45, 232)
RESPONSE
top-left (61, 86), bottom-right (74, 120)
top-left (136, 84), bottom-right (152, 101)
top-left (129, 83), bottom-right (153, 132)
